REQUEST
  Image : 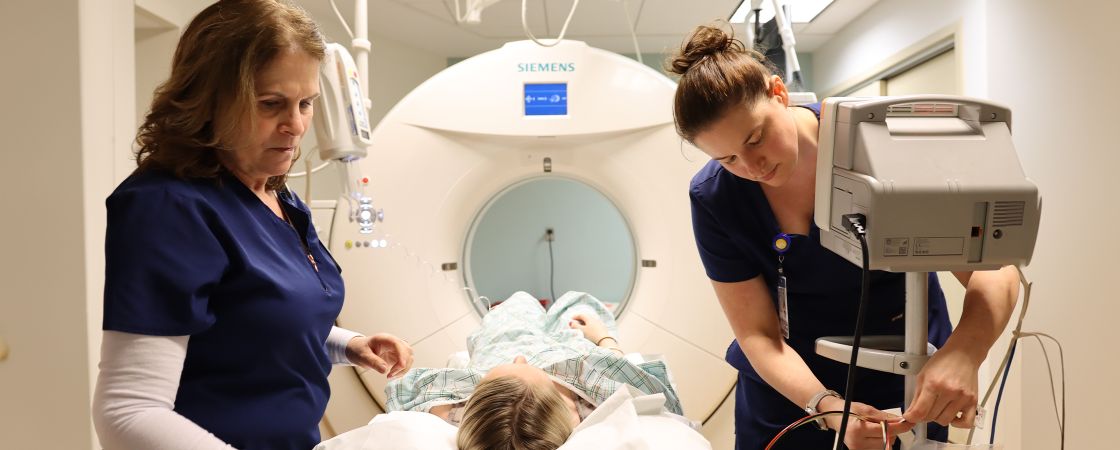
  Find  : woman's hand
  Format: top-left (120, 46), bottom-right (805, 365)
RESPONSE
top-left (568, 313), bottom-right (610, 344)
top-left (902, 346), bottom-right (981, 427)
top-left (346, 333), bottom-right (414, 379)
top-left (821, 397), bottom-right (914, 450)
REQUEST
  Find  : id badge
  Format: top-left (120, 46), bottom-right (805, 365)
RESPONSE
top-left (777, 273), bottom-right (790, 339)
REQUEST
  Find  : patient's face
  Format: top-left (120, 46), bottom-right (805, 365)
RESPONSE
top-left (484, 355), bottom-right (581, 427)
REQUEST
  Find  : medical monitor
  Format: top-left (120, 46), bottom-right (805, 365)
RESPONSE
top-left (524, 83), bottom-right (568, 116)
top-left (814, 95), bottom-right (1041, 272)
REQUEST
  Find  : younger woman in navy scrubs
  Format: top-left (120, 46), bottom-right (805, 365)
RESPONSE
top-left (667, 25), bottom-right (1021, 450)
top-left (91, 2), bottom-right (412, 449)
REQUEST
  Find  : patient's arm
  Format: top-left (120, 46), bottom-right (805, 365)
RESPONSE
top-left (569, 313), bottom-right (623, 354)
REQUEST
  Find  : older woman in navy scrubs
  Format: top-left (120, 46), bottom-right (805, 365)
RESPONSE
top-left (91, 2), bottom-right (411, 449)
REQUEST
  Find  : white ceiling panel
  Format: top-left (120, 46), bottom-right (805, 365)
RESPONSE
top-left (299, 0), bottom-right (878, 57)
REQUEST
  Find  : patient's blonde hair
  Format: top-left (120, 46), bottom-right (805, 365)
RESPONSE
top-left (457, 376), bottom-right (575, 450)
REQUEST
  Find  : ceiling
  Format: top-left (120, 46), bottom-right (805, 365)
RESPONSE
top-left (300, 0), bottom-right (881, 58)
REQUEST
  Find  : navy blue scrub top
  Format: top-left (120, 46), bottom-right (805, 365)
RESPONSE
top-left (103, 169), bottom-right (345, 450)
top-left (689, 104), bottom-right (953, 447)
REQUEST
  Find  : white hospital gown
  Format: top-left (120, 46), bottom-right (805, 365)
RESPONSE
top-left (384, 291), bottom-right (683, 416)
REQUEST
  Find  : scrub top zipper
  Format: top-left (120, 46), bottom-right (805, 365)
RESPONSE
top-left (279, 200), bottom-right (328, 292)
top-left (289, 220), bottom-right (328, 292)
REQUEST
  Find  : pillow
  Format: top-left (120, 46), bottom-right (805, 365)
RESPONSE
top-left (313, 411), bottom-right (456, 450)
top-left (314, 388), bottom-right (711, 450)
top-left (558, 387), bottom-right (710, 450)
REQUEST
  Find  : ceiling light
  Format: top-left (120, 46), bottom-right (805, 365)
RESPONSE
top-left (729, 0), bottom-right (834, 24)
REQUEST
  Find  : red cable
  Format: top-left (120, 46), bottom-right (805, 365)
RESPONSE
top-left (763, 412), bottom-right (889, 450)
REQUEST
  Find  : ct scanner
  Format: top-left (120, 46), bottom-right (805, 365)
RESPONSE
top-left (312, 40), bottom-right (739, 443)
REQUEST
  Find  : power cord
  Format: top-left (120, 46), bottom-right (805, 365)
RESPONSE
top-left (834, 213), bottom-right (870, 450)
top-left (546, 228), bottom-right (556, 305)
top-left (766, 411), bottom-right (892, 450)
top-left (620, 0), bottom-right (643, 64)
top-left (967, 266), bottom-right (1065, 448)
top-left (522, 0), bottom-right (581, 47)
top-left (989, 340), bottom-right (1016, 444)
top-left (1016, 331), bottom-right (1065, 449)
top-left (970, 267), bottom-right (1064, 449)
top-left (328, 0), bottom-right (354, 39)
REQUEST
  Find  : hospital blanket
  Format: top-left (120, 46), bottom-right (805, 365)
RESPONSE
top-left (384, 291), bottom-right (683, 415)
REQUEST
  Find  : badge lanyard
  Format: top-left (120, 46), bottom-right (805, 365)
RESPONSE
top-left (772, 233), bottom-right (792, 339)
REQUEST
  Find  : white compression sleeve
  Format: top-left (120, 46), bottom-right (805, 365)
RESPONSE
top-left (327, 326), bottom-right (363, 366)
top-left (92, 331), bottom-right (236, 450)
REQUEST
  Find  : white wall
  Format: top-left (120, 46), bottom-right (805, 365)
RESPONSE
top-left (813, 0), bottom-right (1120, 448)
top-left (813, 0), bottom-right (987, 98)
top-left (0, 0), bottom-right (134, 448)
top-left (987, 1), bottom-right (1120, 448)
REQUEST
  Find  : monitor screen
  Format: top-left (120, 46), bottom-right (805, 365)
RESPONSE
top-left (524, 83), bottom-right (568, 116)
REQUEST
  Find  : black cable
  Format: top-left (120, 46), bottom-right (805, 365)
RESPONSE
top-left (990, 341), bottom-right (1017, 445)
top-left (835, 214), bottom-right (871, 450)
top-left (753, 9), bottom-right (763, 45)
top-left (546, 228), bottom-right (556, 305)
top-left (791, 71), bottom-right (805, 92)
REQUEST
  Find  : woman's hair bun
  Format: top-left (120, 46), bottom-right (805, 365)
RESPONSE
top-left (667, 24), bottom-right (744, 76)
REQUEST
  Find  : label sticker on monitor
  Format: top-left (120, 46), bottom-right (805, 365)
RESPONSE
top-left (524, 83), bottom-right (568, 116)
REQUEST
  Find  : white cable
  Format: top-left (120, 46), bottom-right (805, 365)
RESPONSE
top-left (304, 157), bottom-right (313, 201)
top-left (621, 0), bottom-right (643, 64)
top-left (453, 0), bottom-right (463, 23)
top-left (1017, 331), bottom-right (1065, 449)
top-left (463, 287), bottom-right (492, 315)
top-left (288, 160), bottom-right (333, 178)
top-left (328, 0), bottom-right (354, 40)
top-left (967, 266), bottom-right (1031, 445)
top-left (356, 228), bottom-right (493, 317)
top-left (521, 0), bottom-right (581, 47)
top-left (966, 268), bottom-right (1066, 450)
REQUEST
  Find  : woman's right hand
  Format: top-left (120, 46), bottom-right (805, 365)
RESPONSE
top-left (820, 397), bottom-right (914, 450)
top-left (568, 313), bottom-right (610, 344)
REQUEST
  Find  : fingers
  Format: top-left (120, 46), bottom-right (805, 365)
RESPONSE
top-left (885, 419), bottom-right (915, 435)
top-left (953, 404), bottom-right (978, 428)
top-left (903, 386), bottom-right (934, 423)
top-left (387, 357), bottom-right (413, 378)
top-left (387, 339), bottom-right (414, 378)
top-left (366, 334), bottom-right (415, 377)
top-left (568, 313), bottom-right (588, 329)
top-left (837, 402), bottom-right (913, 449)
top-left (855, 419), bottom-right (911, 450)
top-left (845, 420), bottom-right (888, 450)
top-left (931, 395), bottom-right (963, 426)
top-left (365, 352), bottom-right (389, 374)
top-left (573, 313), bottom-right (604, 327)
top-left (905, 390), bottom-right (979, 427)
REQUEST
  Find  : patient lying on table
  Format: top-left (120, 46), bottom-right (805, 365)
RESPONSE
top-left (385, 291), bottom-right (684, 450)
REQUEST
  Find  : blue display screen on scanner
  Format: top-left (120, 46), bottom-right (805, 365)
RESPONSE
top-left (524, 83), bottom-right (568, 116)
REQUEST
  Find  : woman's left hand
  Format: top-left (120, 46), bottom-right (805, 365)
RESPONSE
top-left (346, 333), bottom-right (414, 379)
top-left (902, 346), bottom-right (980, 427)
top-left (568, 313), bottom-right (610, 344)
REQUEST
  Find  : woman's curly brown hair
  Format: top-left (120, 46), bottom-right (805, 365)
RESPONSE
top-left (135, 0), bottom-right (325, 190)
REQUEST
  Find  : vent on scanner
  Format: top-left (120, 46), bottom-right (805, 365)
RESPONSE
top-left (992, 201), bottom-right (1026, 226)
top-left (887, 102), bottom-right (958, 116)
